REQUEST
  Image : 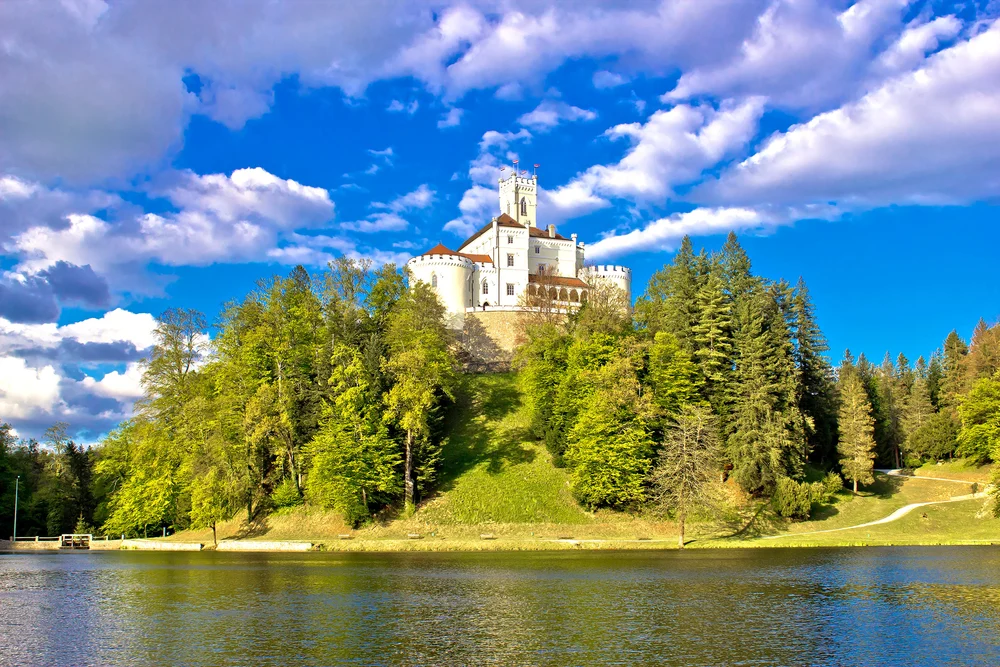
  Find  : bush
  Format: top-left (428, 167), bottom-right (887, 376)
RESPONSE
top-left (822, 471), bottom-right (843, 497)
top-left (271, 478), bottom-right (303, 510)
top-left (772, 477), bottom-right (812, 519)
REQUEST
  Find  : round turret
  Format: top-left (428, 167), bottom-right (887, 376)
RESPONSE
top-left (407, 252), bottom-right (475, 327)
top-left (581, 264), bottom-right (632, 305)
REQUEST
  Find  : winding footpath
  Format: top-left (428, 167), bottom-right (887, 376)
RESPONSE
top-left (764, 469), bottom-right (991, 539)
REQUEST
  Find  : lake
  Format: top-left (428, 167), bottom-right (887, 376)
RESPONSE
top-left (1, 547), bottom-right (999, 666)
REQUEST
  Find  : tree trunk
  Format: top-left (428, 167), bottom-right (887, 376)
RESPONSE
top-left (853, 478), bottom-right (858, 494)
top-left (678, 509), bottom-right (686, 550)
top-left (211, 522), bottom-right (217, 547)
top-left (404, 429), bottom-right (415, 508)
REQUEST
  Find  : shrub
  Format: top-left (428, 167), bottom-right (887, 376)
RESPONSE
top-left (772, 477), bottom-right (812, 519)
top-left (271, 478), bottom-right (303, 511)
top-left (822, 471), bottom-right (843, 497)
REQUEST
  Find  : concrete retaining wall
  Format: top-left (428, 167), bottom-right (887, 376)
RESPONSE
top-left (1, 539), bottom-right (61, 551)
top-left (118, 539), bottom-right (204, 551)
top-left (217, 541), bottom-right (313, 552)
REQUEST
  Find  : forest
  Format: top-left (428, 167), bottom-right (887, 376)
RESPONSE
top-left (1, 233), bottom-right (998, 539)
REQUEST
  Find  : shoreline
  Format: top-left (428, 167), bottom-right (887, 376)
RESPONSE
top-left (4, 535), bottom-right (999, 554)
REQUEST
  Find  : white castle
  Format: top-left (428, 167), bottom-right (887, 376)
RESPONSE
top-left (407, 168), bottom-right (631, 328)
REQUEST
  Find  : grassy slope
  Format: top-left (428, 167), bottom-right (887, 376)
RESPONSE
top-left (168, 373), bottom-right (998, 550)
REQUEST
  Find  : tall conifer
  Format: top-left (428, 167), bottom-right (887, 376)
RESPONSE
top-left (837, 373), bottom-right (877, 493)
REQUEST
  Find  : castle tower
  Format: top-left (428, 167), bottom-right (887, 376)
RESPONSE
top-left (498, 168), bottom-right (537, 228)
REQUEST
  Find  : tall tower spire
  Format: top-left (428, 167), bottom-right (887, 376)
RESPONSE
top-left (498, 161), bottom-right (538, 227)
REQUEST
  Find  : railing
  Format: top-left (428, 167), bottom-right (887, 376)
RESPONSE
top-left (60, 534), bottom-right (92, 549)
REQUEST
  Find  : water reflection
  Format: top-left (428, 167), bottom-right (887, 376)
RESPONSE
top-left (1, 547), bottom-right (999, 666)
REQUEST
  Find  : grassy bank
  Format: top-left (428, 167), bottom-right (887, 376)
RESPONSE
top-left (165, 373), bottom-right (998, 552)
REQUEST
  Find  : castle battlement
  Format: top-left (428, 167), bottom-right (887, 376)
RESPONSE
top-left (408, 161), bottom-right (631, 331)
top-left (586, 264), bottom-right (631, 275)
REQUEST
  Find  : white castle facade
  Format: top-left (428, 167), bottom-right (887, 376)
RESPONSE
top-left (407, 169), bottom-right (631, 328)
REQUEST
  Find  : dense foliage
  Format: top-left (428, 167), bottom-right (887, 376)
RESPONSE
top-left (3, 233), bottom-right (999, 537)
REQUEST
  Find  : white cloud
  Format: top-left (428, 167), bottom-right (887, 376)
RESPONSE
top-left (548, 98), bottom-right (764, 217)
top-left (518, 100), bottom-right (597, 131)
top-left (586, 205), bottom-right (818, 259)
top-left (11, 168), bottom-right (334, 281)
top-left (702, 20), bottom-right (1000, 207)
top-left (592, 70), bottom-right (628, 89)
top-left (0, 308), bottom-right (157, 355)
top-left (875, 15), bottom-right (962, 74)
top-left (0, 357), bottom-right (63, 419)
top-left (343, 212), bottom-right (410, 233)
top-left (80, 362), bottom-right (145, 402)
top-left (374, 184), bottom-right (435, 212)
top-left (387, 99), bottom-right (420, 114)
top-left (665, 0), bottom-right (916, 109)
top-left (444, 184), bottom-right (496, 236)
top-left (437, 107), bottom-right (464, 128)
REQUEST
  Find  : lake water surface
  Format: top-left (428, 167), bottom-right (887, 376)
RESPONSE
top-left (1, 547), bottom-right (999, 666)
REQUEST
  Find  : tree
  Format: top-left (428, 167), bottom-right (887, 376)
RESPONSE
top-left (691, 269), bottom-right (732, 411)
top-left (901, 376), bottom-right (935, 460)
top-left (790, 277), bottom-right (837, 463)
top-left (634, 235), bottom-right (700, 342)
top-left (907, 412), bottom-right (958, 462)
top-left (837, 373), bottom-right (877, 493)
top-left (564, 343), bottom-right (654, 509)
top-left (190, 469), bottom-right (231, 546)
top-left (726, 286), bottom-right (805, 494)
top-left (306, 345), bottom-right (400, 525)
top-left (956, 374), bottom-right (1000, 465)
top-left (646, 332), bottom-right (704, 419)
top-left (940, 330), bottom-right (969, 409)
top-left (384, 280), bottom-right (457, 510)
top-left (650, 405), bottom-right (721, 548)
top-left (139, 308), bottom-right (207, 424)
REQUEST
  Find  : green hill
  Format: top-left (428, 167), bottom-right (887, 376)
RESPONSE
top-left (165, 372), bottom-right (998, 550)
top-left (417, 373), bottom-right (589, 525)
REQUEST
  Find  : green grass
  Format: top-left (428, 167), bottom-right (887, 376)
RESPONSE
top-left (911, 459), bottom-right (993, 482)
top-left (418, 373), bottom-right (589, 525)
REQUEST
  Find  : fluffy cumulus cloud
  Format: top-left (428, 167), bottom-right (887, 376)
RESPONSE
top-left (9, 168), bottom-right (334, 285)
top-left (546, 99), bottom-right (765, 218)
top-left (518, 101), bottom-right (597, 131)
top-left (0, 309), bottom-right (158, 438)
top-left (700, 20), bottom-right (1000, 207)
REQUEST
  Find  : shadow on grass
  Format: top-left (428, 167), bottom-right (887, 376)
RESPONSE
top-left (436, 374), bottom-right (537, 489)
top-left (231, 515), bottom-right (270, 539)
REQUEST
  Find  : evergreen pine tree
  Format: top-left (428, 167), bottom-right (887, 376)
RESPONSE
top-left (692, 268), bottom-right (733, 413)
top-left (940, 330), bottom-right (969, 409)
top-left (726, 287), bottom-right (805, 494)
top-left (837, 373), bottom-right (877, 493)
top-left (790, 277), bottom-right (837, 464)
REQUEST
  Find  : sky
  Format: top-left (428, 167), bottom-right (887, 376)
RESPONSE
top-left (1, 0), bottom-right (999, 442)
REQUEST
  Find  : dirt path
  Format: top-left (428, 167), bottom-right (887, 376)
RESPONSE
top-left (765, 471), bottom-right (989, 540)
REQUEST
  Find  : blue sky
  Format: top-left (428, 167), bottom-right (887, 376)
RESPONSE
top-left (1, 0), bottom-right (999, 441)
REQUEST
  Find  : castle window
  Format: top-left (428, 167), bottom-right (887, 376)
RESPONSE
top-left (537, 263), bottom-right (547, 274)
top-left (431, 273), bottom-right (437, 288)
top-left (482, 279), bottom-right (488, 295)
top-left (534, 246), bottom-right (540, 254)
top-left (507, 254), bottom-right (514, 267)
top-left (506, 283), bottom-right (515, 296)
top-left (507, 235), bottom-right (513, 244)
top-left (520, 197), bottom-right (527, 216)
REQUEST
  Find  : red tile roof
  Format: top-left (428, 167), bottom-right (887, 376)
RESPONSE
top-left (419, 243), bottom-right (493, 264)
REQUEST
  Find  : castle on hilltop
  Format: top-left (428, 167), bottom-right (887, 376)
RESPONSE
top-left (407, 167), bottom-right (631, 329)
